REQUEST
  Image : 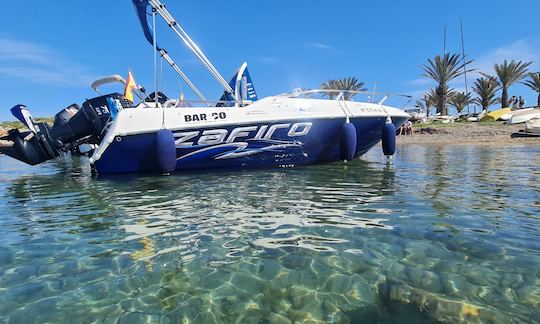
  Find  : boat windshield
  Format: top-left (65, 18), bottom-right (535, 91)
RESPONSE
top-left (280, 89), bottom-right (412, 108)
top-left (404, 108), bottom-right (424, 114)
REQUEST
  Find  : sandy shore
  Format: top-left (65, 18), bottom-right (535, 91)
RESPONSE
top-left (397, 122), bottom-right (540, 146)
top-left (0, 127), bottom-right (8, 147)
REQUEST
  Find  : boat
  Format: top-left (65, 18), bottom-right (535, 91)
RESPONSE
top-left (0, 0), bottom-right (410, 175)
top-left (499, 111), bottom-right (513, 121)
top-left (510, 117), bottom-right (540, 137)
top-left (508, 107), bottom-right (540, 124)
top-left (426, 115), bottom-right (458, 124)
top-left (466, 110), bottom-right (486, 122)
top-left (525, 118), bottom-right (540, 134)
top-left (403, 107), bottom-right (426, 123)
top-left (511, 130), bottom-right (540, 138)
top-left (480, 108), bottom-right (512, 122)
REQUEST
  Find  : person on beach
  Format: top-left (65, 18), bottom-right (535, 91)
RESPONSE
top-left (518, 96), bottom-right (525, 108)
top-left (510, 96), bottom-right (517, 108)
top-left (399, 120), bottom-right (413, 136)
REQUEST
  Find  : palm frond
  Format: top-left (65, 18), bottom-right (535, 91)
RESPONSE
top-left (320, 77), bottom-right (367, 100)
top-left (448, 92), bottom-right (473, 114)
top-left (472, 77), bottom-right (500, 111)
top-left (494, 60), bottom-right (532, 87)
top-left (522, 72), bottom-right (540, 93)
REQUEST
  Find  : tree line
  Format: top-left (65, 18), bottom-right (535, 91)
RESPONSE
top-left (419, 54), bottom-right (540, 116)
top-left (318, 56), bottom-right (540, 117)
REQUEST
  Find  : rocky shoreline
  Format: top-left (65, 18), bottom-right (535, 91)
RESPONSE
top-left (0, 127), bottom-right (9, 147)
top-left (397, 123), bottom-right (540, 146)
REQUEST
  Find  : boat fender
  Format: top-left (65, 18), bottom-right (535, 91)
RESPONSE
top-left (381, 117), bottom-right (396, 156)
top-left (156, 129), bottom-right (176, 173)
top-left (340, 122), bottom-right (357, 161)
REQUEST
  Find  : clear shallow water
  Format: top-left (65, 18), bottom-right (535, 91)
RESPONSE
top-left (0, 145), bottom-right (539, 323)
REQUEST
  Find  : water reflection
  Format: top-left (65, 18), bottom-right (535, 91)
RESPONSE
top-left (0, 145), bottom-right (539, 323)
top-left (2, 156), bottom-right (399, 263)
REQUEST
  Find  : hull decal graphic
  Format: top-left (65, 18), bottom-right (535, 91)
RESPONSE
top-left (177, 140), bottom-right (303, 161)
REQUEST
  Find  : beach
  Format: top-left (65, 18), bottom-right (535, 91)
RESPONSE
top-left (397, 122), bottom-right (540, 145)
top-left (3, 123), bottom-right (540, 148)
top-left (0, 127), bottom-right (8, 147)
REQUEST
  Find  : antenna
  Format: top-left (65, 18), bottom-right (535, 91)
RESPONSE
top-left (460, 19), bottom-right (470, 115)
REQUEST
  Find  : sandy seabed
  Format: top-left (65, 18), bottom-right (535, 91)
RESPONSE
top-left (397, 123), bottom-right (540, 146)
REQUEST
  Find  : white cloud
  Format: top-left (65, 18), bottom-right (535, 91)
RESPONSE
top-left (0, 37), bottom-right (97, 86)
top-left (472, 39), bottom-right (540, 77)
top-left (304, 42), bottom-right (335, 51)
top-left (406, 40), bottom-right (540, 100)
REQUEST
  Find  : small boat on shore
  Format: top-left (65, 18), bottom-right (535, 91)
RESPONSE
top-left (511, 118), bottom-right (540, 137)
top-left (0, 0), bottom-right (410, 175)
top-left (466, 110), bottom-right (487, 122)
top-left (426, 115), bottom-right (458, 124)
top-left (525, 118), bottom-right (540, 134)
top-left (499, 111), bottom-right (513, 121)
top-left (508, 107), bottom-right (540, 124)
top-left (403, 107), bottom-right (426, 123)
top-left (480, 108), bottom-right (512, 122)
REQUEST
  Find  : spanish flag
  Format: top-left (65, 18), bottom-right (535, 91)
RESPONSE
top-left (123, 70), bottom-right (137, 103)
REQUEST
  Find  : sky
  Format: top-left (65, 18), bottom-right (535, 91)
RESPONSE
top-left (1, 0), bottom-right (540, 121)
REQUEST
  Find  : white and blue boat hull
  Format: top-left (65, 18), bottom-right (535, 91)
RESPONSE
top-left (90, 97), bottom-right (409, 175)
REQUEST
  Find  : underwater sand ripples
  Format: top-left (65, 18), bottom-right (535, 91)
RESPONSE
top-left (0, 147), bottom-right (539, 322)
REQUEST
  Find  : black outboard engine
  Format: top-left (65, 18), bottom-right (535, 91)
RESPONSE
top-left (53, 104), bottom-right (80, 128)
top-left (2, 123), bottom-right (59, 165)
top-left (1, 93), bottom-right (130, 166)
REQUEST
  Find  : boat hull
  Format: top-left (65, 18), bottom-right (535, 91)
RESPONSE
top-left (508, 108), bottom-right (540, 124)
top-left (94, 116), bottom-right (407, 174)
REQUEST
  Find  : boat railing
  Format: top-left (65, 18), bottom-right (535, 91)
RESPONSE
top-left (133, 89), bottom-right (413, 109)
top-left (137, 99), bottom-right (242, 109)
top-left (281, 89), bottom-right (412, 108)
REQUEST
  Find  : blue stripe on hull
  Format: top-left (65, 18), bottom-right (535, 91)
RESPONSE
top-left (94, 116), bottom-right (407, 174)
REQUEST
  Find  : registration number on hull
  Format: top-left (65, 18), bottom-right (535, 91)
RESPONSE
top-left (184, 112), bottom-right (227, 122)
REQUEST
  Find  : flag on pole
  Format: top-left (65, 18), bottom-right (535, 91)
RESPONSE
top-left (123, 70), bottom-right (137, 103)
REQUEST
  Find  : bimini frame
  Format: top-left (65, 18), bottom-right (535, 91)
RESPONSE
top-left (132, 0), bottom-right (240, 106)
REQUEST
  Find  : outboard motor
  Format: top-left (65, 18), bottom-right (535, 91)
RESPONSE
top-left (2, 122), bottom-right (59, 165)
top-left (53, 104), bottom-right (80, 128)
top-left (0, 93), bottom-right (130, 166)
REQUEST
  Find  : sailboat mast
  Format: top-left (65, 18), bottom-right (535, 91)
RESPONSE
top-left (443, 26), bottom-right (447, 56)
top-left (460, 19), bottom-right (470, 115)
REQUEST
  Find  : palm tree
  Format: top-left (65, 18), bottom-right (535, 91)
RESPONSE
top-left (448, 92), bottom-right (472, 115)
top-left (492, 60), bottom-right (532, 108)
top-left (416, 91), bottom-right (438, 117)
top-left (320, 77), bottom-right (366, 100)
top-left (424, 86), bottom-right (456, 116)
top-left (421, 53), bottom-right (474, 115)
top-left (522, 72), bottom-right (540, 106)
top-left (424, 88), bottom-right (440, 111)
top-left (472, 76), bottom-right (500, 111)
top-left (423, 92), bottom-right (437, 117)
top-left (320, 79), bottom-right (339, 99)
